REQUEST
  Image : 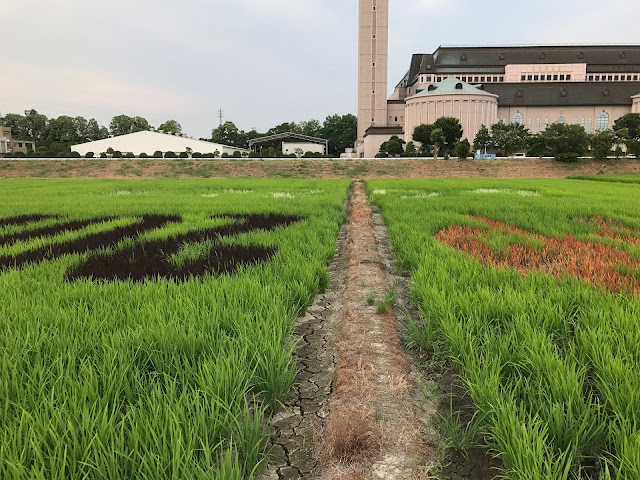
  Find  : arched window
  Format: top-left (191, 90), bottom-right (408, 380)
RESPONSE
top-left (597, 112), bottom-right (609, 131)
top-left (557, 116), bottom-right (566, 124)
top-left (512, 112), bottom-right (524, 125)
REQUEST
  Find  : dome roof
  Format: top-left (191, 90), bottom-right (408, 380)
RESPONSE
top-left (409, 77), bottom-right (498, 98)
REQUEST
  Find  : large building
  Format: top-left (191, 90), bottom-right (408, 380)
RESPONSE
top-left (72, 130), bottom-right (248, 157)
top-left (0, 127), bottom-right (36, 156)
top-left (356, 0), bottom-right (640, 158)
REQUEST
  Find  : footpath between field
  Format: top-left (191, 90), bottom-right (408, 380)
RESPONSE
top-left (1, 157), bottom-right (639, 180)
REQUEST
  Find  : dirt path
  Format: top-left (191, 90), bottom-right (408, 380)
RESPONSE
top-left (314, 182), bottom-right (437, 480)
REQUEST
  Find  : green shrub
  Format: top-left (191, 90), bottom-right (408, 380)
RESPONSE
top-left (179, 152), bottom-right (189, 158)
top-left (85, 152), bottom-right (95, 159)
top-left (164, 151), bottom-right (177, 159)
top-left (153, 151), bottom-right (163, 158)
top-left (139, 152), bottom-right (148, 159)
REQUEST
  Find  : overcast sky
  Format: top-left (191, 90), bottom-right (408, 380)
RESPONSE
top-left (2, 0), bottom-right (640, 138)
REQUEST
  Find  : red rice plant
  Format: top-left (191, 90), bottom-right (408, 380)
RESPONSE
top-left (435, 217), bottom-right (640, 295)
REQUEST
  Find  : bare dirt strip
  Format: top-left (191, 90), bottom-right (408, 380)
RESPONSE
top-left (1, 157), bottom-right (639, 180)
top-left (314, 182), bottom-right (437, 480)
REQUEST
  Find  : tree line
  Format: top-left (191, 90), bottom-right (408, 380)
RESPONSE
top-left (210, 114), bottom-right (357, 157)
top-left (378, 113), bottom-right (640, 161)
top-left (0, 110), bottom-right (357, 158)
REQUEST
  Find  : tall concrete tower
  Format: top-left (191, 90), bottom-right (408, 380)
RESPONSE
top-left (357, 0), bottom-right (389, 144)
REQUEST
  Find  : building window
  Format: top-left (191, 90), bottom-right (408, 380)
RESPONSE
top-left (395, 116), bottom-right (398, 122)
top-left (521, 75), bottom-right (526, 81)
top-left (588, 118), bottom-right (593, 133)
top-left (596, 75), bottom-right (601, 81)
top-left (474, 76), bottom-right (479, 82)
top-left (545, 118), bottom-right (550, 128)
top-left (627, 75), bottom-right (632, 81)
top-left (534, 75), bottom-right (539, 81)
top-left (588, 75), bottom-right (594, 81)
top-left (500, 76), bottom-right (504, 82)
top-left (557, 117), bottom-right (566, 124)
top-left (560, 75), bottom-right (565, 81)
top-left (536, 119), bottom-right (541, 133)
top-left (480, 76), bottom-right (486, 82)
top-left (566, 74), bottom-right (571, 80)
top-left (527, 75), bottom-right (533, 81)
top-left (493, 76), bottom-right (498, 82)
top-left (426, 76), bottom-right (432, 81)
top-left (581, 118), bottom-right (585, 127)
top-left (512, 112), bottom-right (524, 125)
top-left (546, 75), bottom-right (552, 81)
top-left (634, 75), bottom-right (638, 81)
top-left (614, 75), bottom-right (619, 81)
top-left (608, 75), bottom-right (613, 81)
top-left (597, 112), bottom-right (609, 131)
top-left (528, 118), bottom-right (532, 131)
top-left (553, 74), bottom-right (558, 81)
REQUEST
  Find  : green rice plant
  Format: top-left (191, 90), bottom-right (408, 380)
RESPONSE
top-left (376, 287), bottom-right (396, 314)
top-left (367, 178), bottom-right (640, 479)
top-left (0, 178), bottom-right (350, 479)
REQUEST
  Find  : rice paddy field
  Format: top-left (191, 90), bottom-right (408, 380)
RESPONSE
top-left (0, 178), bottom-right (349, 479)
top-left (368, 177), bottom-right (640, 480)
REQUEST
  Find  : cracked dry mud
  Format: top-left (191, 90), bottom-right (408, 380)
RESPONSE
top-left (262, 182), bottom-right (496, 480)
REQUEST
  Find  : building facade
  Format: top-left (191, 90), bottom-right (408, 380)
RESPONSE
top-left (356, 3), bottom-right (640, 157)
top-left (0, 127), bottom-right (36, 156)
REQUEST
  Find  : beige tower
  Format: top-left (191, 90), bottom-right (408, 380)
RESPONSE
top-left (357, 0), bottom-right (389, 144)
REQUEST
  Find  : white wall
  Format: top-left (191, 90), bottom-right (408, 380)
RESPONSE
top-left (282, 142), bottom-right (325, 154)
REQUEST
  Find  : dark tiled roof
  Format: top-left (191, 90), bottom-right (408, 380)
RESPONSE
top-left (406, 46), bottom-right (640, 85)
top-left (483, 82), bottom-right (640, 107)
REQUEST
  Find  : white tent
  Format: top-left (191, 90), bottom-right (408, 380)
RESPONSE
top-left (72, 131), bottom-right (248, 157)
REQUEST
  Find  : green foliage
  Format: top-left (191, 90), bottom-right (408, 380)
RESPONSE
top-left (413, 124), bottom-right (435, 153)
top-left (614, 113), bottom-right (640, 140)
top-left (590, 130), bottom-right (616, 160)
top-left (0, 178), bottom-right (350, 479)
top-left (164, 151), bottom-right (177, 158)
top-left (152, 150), bottom-right (163, 159)
top-left (430, 128), bottom-right (446, 159)
top-left (473, 125), bottom-right (492, 153)
top-left (109, 115), bottom-right (151, 137)
top-left (434, 117), bottom-right (464, 151)
top-left (455, 139), bottom-right (471, 159)
top-left (158, 120), bottom-right (182, 135)
top-left (491, 122), bottom-right (530, 156)
top-left (627, 139), bottom-right (640, 158)
top-left (368, 177), bottom-right (640, 480)
top-left (538, 123), bottom-right (590, 162)
top-left (383, 136), bottom-right (406, 156)
top-left (84, 151), bottom-right (95, 159)
top-left (405, 141), bottom-right (417, 156)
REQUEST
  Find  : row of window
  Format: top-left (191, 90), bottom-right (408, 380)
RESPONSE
top-left (588, 74), bottom-right (639, 82)
top-left (511, 111), bottom-right (610, 133)
top-left (520, 73), bottom-right (572, 82)
top-left (420, 75), bottom-right (505, 84)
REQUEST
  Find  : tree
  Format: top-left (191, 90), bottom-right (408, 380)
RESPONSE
top-left (158, 120), bottom-right (182, 135)
top-left (211, 121), bottom-right (248, 148)
top-left (86, 119), bottom-right (109, 141)
top-left (299, 120), bottom-right (322, 137)
top-left (613, 113), bottom-right (640, 140)
top-left (109, 115), bottom-right (151, 136)
top-left (430, 128), bottom-right (446, 159)
top-left (321, 114), bottom-right (357, 156)
top-left (455, 139), bottom-right (471, 159)
top-left (627, 139), bottom-right (640, 158)
top-left (433, 117), bottom-right (463, 152)
top-left (538, 123), bottom-right (590, 162)
top-left (405, 141), bottom-right (417, 156)
top-left (20, 112), bottom-right (48, 142)
top-left (413, 124), bottom-right (435, 153)
top-left (46, 116), bottom-right (79, 143)
top-left (491, 122), bottom-right (530, 156)
top-left (473, 125), bottom-right (492, 154)
top-left (590, 130), bottom-right (616, 160)
top-left (385, 135), bottom-right (405, 156)
top-left (266, 122), bottom-right (300, 136)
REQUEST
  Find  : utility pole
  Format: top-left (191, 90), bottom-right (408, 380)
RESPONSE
top-left (217, 108), bottom-right (224, 127)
